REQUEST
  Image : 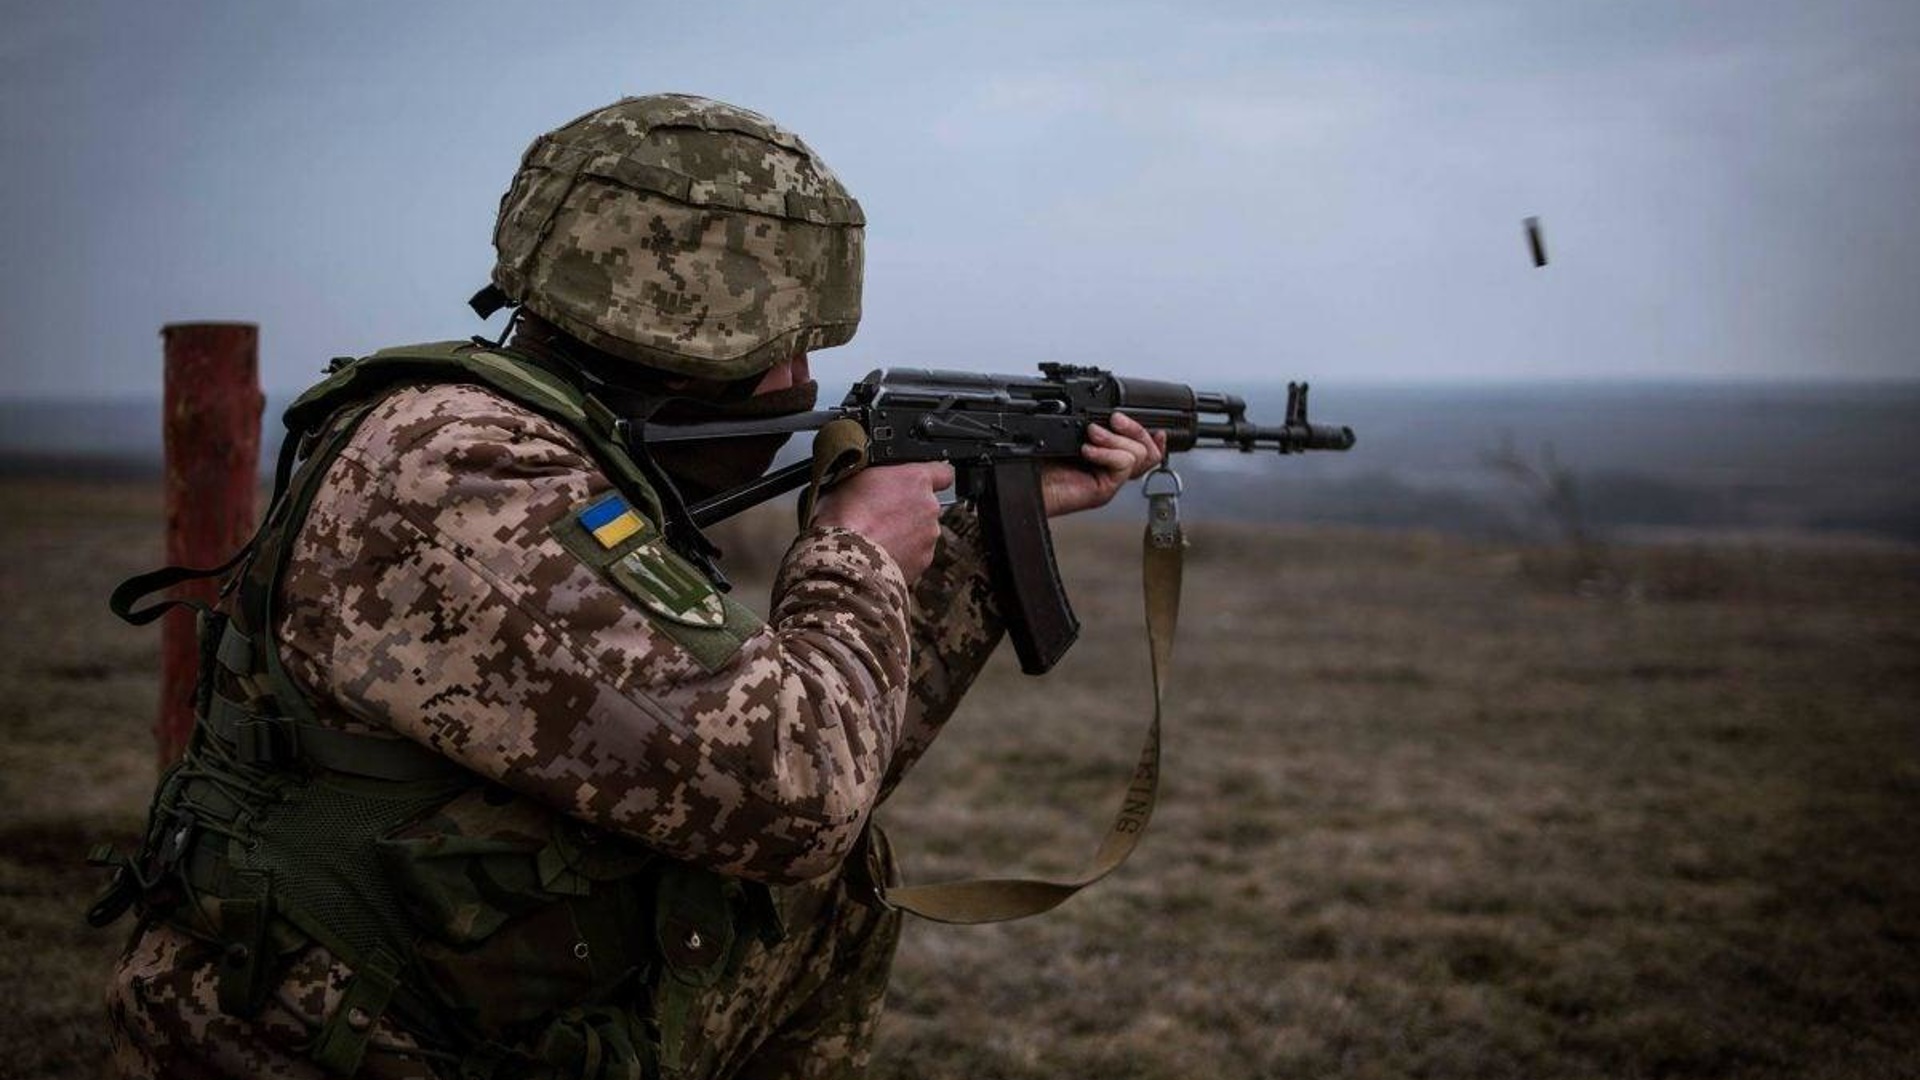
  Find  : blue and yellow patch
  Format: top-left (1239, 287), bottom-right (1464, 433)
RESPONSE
top-left (577, 494), bottom-right (647, 549)
top-left (548, 490), bottom-right (760, 673)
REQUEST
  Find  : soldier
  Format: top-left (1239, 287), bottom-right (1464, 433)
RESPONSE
top-left (99, 94), bottom-right (1164, 1079)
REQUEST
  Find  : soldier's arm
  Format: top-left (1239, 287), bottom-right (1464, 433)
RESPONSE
top-left (878, 506), bottom-right (1004, 801)
top-left (279, 384), bottom-right (914, 885)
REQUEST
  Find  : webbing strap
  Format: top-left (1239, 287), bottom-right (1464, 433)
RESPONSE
top-left (214, 622), bottom-right (254, 675)
top-left (202, 693), bottom-right (469, 782)
top-left (308, 947), bottom-right (401, 1076)
top-left (868, 468), bottom-right (1184, 924)
top-left (214, 870), bottom-right (276, 1018)
top-left (250, 401), bottom-right (383, 726)
top-left (106, 431), bottom-right (303, 627)
top-left (796, 417), bottom-right (871, 529)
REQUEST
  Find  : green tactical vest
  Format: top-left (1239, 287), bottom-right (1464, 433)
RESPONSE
top-left (93, 340), bottom-right (782, 1079)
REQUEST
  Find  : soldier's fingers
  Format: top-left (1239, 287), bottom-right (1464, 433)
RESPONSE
top-left (923, 462), bottom-right (956, 492)
top-left (1088, 422), bottom-right (1149, 457)
top-left (1108, 411), bottom-right (1154, 442)
top-left (1109, 413), bottom-right (1163, 449)
top-left (1090, 423), bottom-right (1168, 489)
top-left (1081, 442), bottom-right (1136, 477)
top-left (1090, 418), bottom-right (1148, 452)
top-left (1132, 430), bottom-right (1167, 477)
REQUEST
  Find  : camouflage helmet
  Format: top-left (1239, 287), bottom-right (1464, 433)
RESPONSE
top-left (488, 94), bottom-right (864, 380)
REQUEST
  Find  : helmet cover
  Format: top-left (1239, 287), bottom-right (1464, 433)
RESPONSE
top-left (490, 94), bottom-right (864, 380)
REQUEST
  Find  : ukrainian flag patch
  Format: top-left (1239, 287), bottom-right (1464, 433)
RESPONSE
top-left (549, 490), bottom-right (761, 673)
top-left (578, 494), bottom-right (647, 549)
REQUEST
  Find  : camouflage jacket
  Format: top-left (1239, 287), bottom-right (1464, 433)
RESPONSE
top-left (276, 381), bottom-right (1003, 882)
top-left (109, 381), bottom-right (1004, 1078)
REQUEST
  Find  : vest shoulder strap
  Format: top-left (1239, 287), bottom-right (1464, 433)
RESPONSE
top-left (287, 339), bottom-right (663, 520)
top-left (227, 340), bottom-right (672, 751)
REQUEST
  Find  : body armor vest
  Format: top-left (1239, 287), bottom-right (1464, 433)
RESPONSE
top-left (93, 341), bottom-right (778, 1078)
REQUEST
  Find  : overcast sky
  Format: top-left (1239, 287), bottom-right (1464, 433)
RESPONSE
top-left (2, 0), bottom-right (1916, 398)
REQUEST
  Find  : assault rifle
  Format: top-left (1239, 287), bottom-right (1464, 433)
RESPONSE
top-left (629, 363), bottom-right (1355, 675)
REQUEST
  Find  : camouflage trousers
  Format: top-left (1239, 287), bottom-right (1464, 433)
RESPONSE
top-left (106, 842), bottom-right (903, 1080)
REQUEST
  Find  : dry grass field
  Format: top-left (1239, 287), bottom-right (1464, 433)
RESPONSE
top-left (2, 477), bottom-right (1916, 1079)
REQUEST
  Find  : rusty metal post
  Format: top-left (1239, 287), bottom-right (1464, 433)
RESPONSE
top-left (158, 322), bottom-right (263, 766)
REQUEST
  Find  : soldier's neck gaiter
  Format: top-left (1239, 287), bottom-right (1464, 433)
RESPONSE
top-left (646, 380), bottom-right (820, 503)
top-left (506, 315), bottom-right (817, 504)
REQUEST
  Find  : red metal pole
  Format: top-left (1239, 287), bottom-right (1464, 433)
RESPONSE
top-left (159, 322), bottom-right (263, 766)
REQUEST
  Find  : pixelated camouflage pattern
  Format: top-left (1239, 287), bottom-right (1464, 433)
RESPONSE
top-left (678, 826), bottom-right (902, 1080)
top-left (109, 924), bottom-right (439, 1079)
top-left (107, 380), bottom-right (1002, 1077)
top-left (888, 509), bottom-right (1005, 799)
top-left (492, 95), bottom-right (864, 381)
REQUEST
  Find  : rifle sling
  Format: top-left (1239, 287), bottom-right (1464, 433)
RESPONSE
top-left (863, 487), bottom-right (1182, 924)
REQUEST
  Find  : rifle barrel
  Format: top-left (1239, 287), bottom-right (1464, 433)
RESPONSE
top-left (1193, 419), bottom-right (1356, 452)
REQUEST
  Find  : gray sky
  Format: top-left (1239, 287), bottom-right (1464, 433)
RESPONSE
top-left (2, 0), bottom-right (1916, 398)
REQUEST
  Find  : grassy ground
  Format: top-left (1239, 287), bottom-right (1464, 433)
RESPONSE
top-left (2, 479), bottom-right (1916, 1079)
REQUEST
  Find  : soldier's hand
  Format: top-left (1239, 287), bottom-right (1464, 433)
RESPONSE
top-left (1042, 410), bottom-right (1167, 517)
top-left (814, 462), bottom-right (955, 583)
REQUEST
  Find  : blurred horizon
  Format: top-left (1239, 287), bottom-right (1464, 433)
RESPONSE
top-left (9, 378), bottom-right (1915, 545)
